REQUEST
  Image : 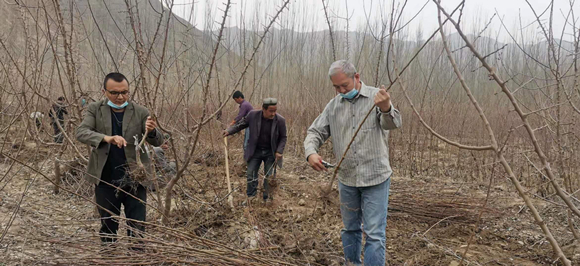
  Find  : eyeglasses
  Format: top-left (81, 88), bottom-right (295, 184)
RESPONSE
top-left (263, 98), bottom-right (278, 105)
top-left (106, 90), bottom-right (129, 96)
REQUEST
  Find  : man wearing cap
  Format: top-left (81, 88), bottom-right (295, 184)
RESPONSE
top-left (223, 98), bottom-right (287, 202)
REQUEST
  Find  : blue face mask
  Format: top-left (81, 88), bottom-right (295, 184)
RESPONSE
top-left (107, 100), bottom-right (128, 109)
top-left (340, 88), bottom-right (358, 99)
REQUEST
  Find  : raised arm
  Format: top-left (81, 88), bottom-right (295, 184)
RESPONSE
top-left (374, 87), bottom-right (402, 130)
top-left (376, 105), bottom-right (402, 130)
top-left (143, 112), bottom-right (164, 147)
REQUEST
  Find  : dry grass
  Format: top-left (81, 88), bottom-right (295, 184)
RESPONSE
top-left (1, 141), bottom-right (578, 265)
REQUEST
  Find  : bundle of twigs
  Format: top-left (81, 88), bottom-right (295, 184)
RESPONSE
top-left (388, 185), bottom-right (499, 224)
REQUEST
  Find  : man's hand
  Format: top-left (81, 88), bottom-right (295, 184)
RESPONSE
top-left (146, 116), bottom-right (157, 132)
top-left (275, 152), bottom-right (283, 161)
top-left (222, 130), bottom-right (229, 137)
top-left (374, 85), bottom-right (392, 112)
top-left (307, 153), bottom-right (327, 172)
top-left (104, 135), bottom-right (127, 148)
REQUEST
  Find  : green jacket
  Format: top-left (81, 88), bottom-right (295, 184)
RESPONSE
top-left (76, 100), bottom-right (164, 185)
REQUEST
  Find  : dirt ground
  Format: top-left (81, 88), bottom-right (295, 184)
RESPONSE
top-left (0, 138), bottom-right (579, 265)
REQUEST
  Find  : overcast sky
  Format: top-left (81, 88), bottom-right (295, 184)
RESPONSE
top-left (170, 0), bottom-right (578, 42)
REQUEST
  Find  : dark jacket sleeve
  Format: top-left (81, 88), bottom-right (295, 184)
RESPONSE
top-left (276, 117), bottom-right (287, 154)
top-left (226, 115), bottom-right (250, 135)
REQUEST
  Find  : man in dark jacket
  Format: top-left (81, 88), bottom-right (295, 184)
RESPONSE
top-left (223, 98), bottom-right (287, 201)
top-left (50, 96), bottom-right (68, 143)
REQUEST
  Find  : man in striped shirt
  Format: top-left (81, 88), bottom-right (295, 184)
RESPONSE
top-left (304, 60), bottom-right (402, 265)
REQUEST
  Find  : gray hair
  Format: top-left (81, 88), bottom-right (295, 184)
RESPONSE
top-left (328, 60), bottom-right (356, 79)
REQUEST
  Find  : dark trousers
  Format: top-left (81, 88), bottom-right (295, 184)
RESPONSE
top-left (52, 120), bottom-right (64, 143)
top-left (95, 183), bottom-right (147, 243)
top-left (246, 148), bottom-right (276, 199)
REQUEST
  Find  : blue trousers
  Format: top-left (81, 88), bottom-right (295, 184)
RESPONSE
top-left (339, 178), bottom-right (391, 266)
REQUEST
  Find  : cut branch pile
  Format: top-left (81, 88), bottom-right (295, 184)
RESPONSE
top-left (388, 188), bottom-right (498, 224)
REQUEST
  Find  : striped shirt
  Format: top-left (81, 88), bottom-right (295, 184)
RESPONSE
top-left (304, 82), bottom-right (402, 187)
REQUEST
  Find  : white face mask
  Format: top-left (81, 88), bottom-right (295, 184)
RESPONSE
top-left (340, 88), bottom-right (358, 99)
top-left (340, 78), bottom-right (359, 99)
top-left (107, 100), bottom-right (128, 109)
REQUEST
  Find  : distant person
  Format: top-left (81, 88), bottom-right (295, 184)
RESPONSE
top-left (304, 60), bottom-right (402, 266)
top-left (230, 91), bottom-right (253, 150)
top-left (81, 96), bottom-right (88, 108)
top-left (30, 111), bottom-right (44, 130)
top-left (224, 98), bottom-right (286, 203)
top-left (76, 72), bottom-right (164, 246)
top-left (49, 97), bottom-right (68, 143)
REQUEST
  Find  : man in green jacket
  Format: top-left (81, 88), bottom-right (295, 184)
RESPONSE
top-left (76, 72), bottom-right (163, 245)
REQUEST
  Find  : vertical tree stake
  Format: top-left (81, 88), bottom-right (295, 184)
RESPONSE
top-left (223, 137), bottom-right (234, 208)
